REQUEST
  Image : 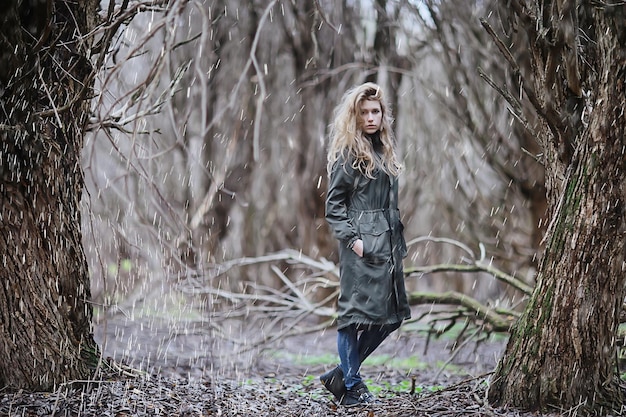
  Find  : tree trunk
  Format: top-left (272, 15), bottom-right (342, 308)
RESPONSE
top-left (488, 4), bottom-right (626, 414)
top-left (0, 0), bottom-right (99, 391)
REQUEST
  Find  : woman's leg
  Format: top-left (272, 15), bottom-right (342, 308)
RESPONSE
top-left (337, 322), bottom-right (401, 391)
top-left (357, 322), bottom-right (401, 363)
top-left (337, 324), bottom-right (362, 389)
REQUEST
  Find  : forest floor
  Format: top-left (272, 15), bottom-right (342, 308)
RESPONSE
top-left (1, 313), bottom-right (563, 417)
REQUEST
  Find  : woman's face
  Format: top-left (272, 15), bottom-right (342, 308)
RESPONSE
top-left (359, 99), bottom-right (382, 135)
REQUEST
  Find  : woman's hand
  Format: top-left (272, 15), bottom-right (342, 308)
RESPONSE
top-left (352, 239), bottom-right (364, 257)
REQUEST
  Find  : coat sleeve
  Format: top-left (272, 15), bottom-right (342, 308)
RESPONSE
top-left (325, 160), bottom-right (359, 246)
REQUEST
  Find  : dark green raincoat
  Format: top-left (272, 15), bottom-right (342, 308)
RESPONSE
top-left (325, 156), bottom-right (411, 330)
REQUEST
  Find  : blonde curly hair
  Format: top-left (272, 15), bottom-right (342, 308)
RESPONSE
top-left (326, 82), bottom-right (401, 178)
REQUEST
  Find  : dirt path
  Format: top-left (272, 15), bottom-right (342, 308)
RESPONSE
top-left (1, 315), bottom-right (561, 416)
top-left (94, 313), bottom-right (504, 384)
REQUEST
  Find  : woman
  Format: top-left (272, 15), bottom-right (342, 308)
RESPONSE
top-left (320, 82), bottom-right (411, 406)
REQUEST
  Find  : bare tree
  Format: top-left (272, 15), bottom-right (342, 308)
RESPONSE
top-left (394, 1), bottom-right (547, 300)
top-left (484, 3), bottom-right (626, 413)
top-left (0, 0), bottom-right (194, 392)
top-left (84, 1), bottom-right (424, 293)
top-left (0, 0), bottom-right (100, 390)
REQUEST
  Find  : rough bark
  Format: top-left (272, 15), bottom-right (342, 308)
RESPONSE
top-left (0, 0), bottom-right (99, 391)
top-left (487, 3), bottom-right (626, 414)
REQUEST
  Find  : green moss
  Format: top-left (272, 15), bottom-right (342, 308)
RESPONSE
top-left (272, 351), bottom-right (430, 372)
top-left (271, 351), bottom-right (337, 367)
top-left (362, 354), bottom-right (428, 371)
top-left (362, 377), bottom-right (443, 397)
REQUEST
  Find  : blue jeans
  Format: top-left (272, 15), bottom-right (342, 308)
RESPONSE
top-left (337, 322), bottom-right (401, 389)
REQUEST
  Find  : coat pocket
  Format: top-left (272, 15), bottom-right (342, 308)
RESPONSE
top-left (359, 217), bottom-right (392, 263)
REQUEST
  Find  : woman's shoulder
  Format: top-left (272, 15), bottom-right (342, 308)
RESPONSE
top-left (331, 151), bottom-right (358, 174)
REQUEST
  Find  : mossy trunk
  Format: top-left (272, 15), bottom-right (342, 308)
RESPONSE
top-left (488, 142), bottom-right (626, 412)
top-left (488, 4), bottom-right (626, 414)
top-left (0, 0), bottom-right (99, 391)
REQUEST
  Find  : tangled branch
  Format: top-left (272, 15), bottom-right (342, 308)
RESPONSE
top-left (168, 238), bottom-right (531, 356)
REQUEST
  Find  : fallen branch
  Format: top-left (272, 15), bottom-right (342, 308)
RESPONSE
top-left (408, 291), bottom-right (516, 333)
top-left (167, 240), bottom-right (522, 353)
top-left (405, 236), bottom-right (534, 296)
top-left (406, 263), bottom-right (532, 296)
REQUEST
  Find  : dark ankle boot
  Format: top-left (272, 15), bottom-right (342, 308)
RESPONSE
top-left (319, 365), bottom-right (346, 402)
top-left (341, 381), bottom-right (378, 406)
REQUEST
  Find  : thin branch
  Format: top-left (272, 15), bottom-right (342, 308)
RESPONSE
top-left (407, 236), bottom-right (476, 260)
top-left (313, 0), bottom-right (341, 34)
top-left (479, 19), bottom-right (540, 115)
top-left (271, 265), bottom-right (315, 312)
top-left (477, 66), bottom-right (533, 137)
top-left (433, 328), bottom-right (481, 381)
